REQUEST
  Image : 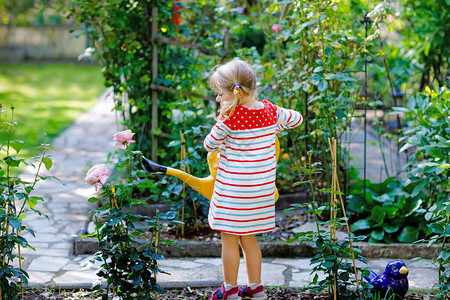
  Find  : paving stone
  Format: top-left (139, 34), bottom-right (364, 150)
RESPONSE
top-left (53, 270), bottom-right (99, 286)
top-left (76, 257), bottom-right (102, 270)
top-left (193, 258), bottom-right (223, 266)
top-left (261, 262), bottom-right (287, 286)
top-left (236, 261), bottom-right (286, 286)
top-left (24, 219), bottom-right (53, 231)
top-left (25, 242), bottom-right (50, 249)
top-left (27, 271), bottom-right (54, 285)
top-left (32, 225), bottom-right (60, 234)
top-left (30, 233), bottom-right (72, 243)
top-left (272, 258), bottom-right (312, 270)
top-left (73, 254), bottom-right (92, 262)
top-left (24, 248), bottom-right (71, 257)
top-left (158, 259), bottom-right (203, 270)
top-left (289, 270), bottom-right (325, 288)
top-left (74, 187), bottom-right (97, 198)
top-left (27, 256), bottom-right (71, 272)
top-left (158, 265), bottom-right (222, 283)
top-left (62, 263), bottom-right (82, 271)
top-left (407, 259), bottom-right (436, 269)
top-left (50, 242), bottom-right (73, 250)
top-left (408, 268), bottom-right (438, 290)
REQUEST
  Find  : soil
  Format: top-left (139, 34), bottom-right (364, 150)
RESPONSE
top-left (23, 287), bottom-right (435, 299)
top-left (160, 210), bottom-right (309, 242)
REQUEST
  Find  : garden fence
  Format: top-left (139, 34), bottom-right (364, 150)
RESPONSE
top-left (0, 24), bottom-right (88, 62)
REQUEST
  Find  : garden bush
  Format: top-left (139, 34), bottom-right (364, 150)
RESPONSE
top-left (82, 129), bottom-right (179, 299)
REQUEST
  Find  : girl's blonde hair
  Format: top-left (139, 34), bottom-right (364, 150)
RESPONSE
top-left (210, 58), bottom-right (257, 120)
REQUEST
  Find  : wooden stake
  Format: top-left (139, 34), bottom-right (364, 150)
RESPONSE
top-left (328, 138), bottom-right (362, 298)
top-left (2, 205), bottom-right (11, 268)
top-left (151, 7), bottom-right (159, 162)
top-left (13, 199), bottom-right (23, 298)
top-left (155, 209), bottom-right (160, 300)
top-left (180, 131), bottom-right (186, 236)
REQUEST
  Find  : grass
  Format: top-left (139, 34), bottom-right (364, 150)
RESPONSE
top-left (0, 63), bottom-right (104, 158)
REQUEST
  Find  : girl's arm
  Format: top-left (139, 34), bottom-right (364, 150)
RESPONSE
top-left (276, 106), bottom-right (303, 132)
top-left (204, 122), bottom-right (228, 152)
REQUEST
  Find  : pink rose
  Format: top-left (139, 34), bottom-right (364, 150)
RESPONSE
top-left (86, 164), bottom-right (109, 191)
top-left (271, 24), bottom-right (282, 33)
top-left (114, 129), bottom-right (136, 149)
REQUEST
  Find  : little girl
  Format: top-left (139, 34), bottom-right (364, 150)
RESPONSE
top-left (204, 59), bottom-right (303, 300)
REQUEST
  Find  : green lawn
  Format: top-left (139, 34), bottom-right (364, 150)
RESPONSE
top-left (0, 63), bottom-right (104, 158)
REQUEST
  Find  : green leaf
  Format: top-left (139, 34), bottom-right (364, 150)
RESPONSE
top-left (140, 75), bottom-right (150, 83)
top-left (27, 228), bottom-right (36, 237)
top-left (42, 157), bottom-right (53, 171)
top-left (27, 197), bottom-right (38, 209)
top-left (397, 226), bottom-right (419, 243)
top-left (425, 146), bottom-right (445, 160)
top-left (385, 206), bottom-right (399, 219)
top-left (265, 66), bottom-right (274, 79)
top-left (9, 218), bottom-right (21, 229)
top-left (323, 261), bottom-right (333, 268)
top-left (371, 230), bottom-right (384, 241)
top-left (313, 66), bottom-right (323, 73)
top-left (428, 222), bottom-right (444, 234)
top-left (384, 225), bottom-right (399, 233)
top-left (10, 140), bottom-right (23, 154)
top-left (302, 82), bottom-right (311, 92)
top-left (335, 109), bottom-right (345, 119)
top-left (347, 194), bottom-right (365, 213)
top-left (370, 205), bottom-right (386, 224)
top-left (5, 156), bottom-right (21, 167)
top-left (88, 197), bottom-right (99, 203)
top-left (318, 80), bottom-right (328, 92)
top-left (340, 272), bottom-right (349, 281)
top-left (351, 219), bottom-right (370, 231)
top-left (292, 179), bottom-right (314, 187)
top-left (391, 106), bottom-right (409, 112)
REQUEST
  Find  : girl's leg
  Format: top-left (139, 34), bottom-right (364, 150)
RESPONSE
top-left (239, 234), bottom-right (262, 284)
top-left (221, 232), bottom-right (240, 286)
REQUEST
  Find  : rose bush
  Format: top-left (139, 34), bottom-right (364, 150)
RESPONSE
top-left (83, 128), bottom-right (176, 299)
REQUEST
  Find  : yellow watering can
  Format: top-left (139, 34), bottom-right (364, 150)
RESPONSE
top-left (142, 137), bottom-right (280, 202)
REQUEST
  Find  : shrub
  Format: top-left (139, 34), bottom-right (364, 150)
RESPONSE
top-left (83, 129), bottom-right (178, 299)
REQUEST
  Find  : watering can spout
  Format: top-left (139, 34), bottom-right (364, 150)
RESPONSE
top-left (142, 155), bottom-right (216, 200)
top-left (142, 137), bottom-right (280, 202)
top-left (141, 156), bottom-right (168, 174)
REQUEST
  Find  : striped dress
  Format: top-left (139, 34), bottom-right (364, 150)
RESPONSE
top-left (204, 100), bottom-right (303, 235)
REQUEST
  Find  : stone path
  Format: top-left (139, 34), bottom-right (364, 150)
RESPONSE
top-left (15, 91), bottom-right (437, 292)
